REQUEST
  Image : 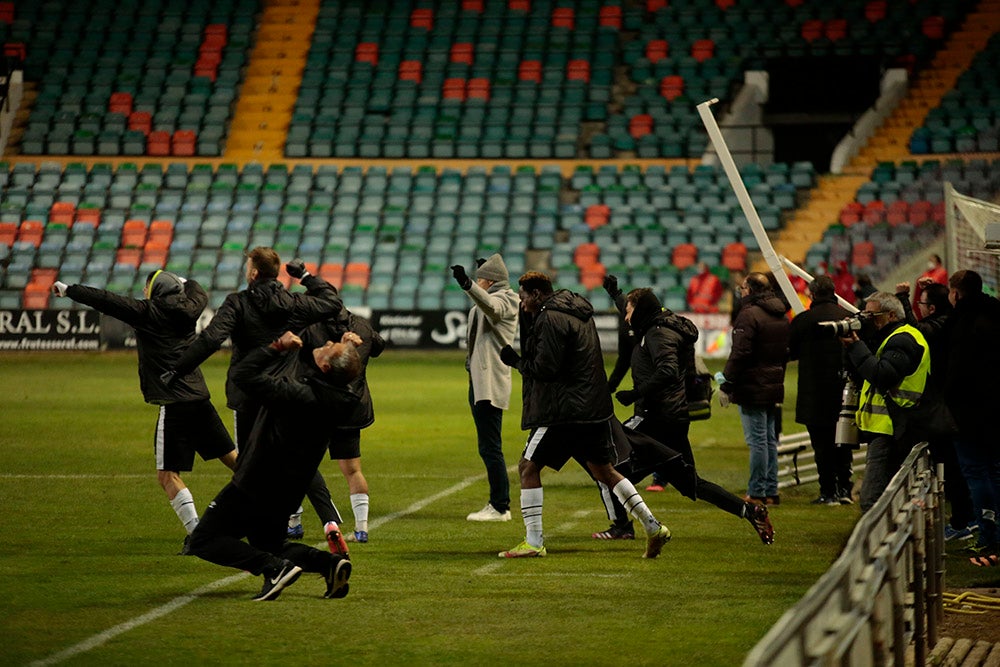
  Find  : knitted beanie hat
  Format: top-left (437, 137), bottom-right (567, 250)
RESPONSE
top-left (475, 253), bottom-right (509, 283)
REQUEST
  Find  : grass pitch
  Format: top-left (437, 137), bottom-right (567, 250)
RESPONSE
top-left (1, 350), bottom-right (865, 666)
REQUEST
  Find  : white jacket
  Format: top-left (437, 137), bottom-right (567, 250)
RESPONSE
top-left (465, 280), bottom-right (519, 409)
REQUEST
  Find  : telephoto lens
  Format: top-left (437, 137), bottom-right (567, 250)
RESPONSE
top-left (835, 379), bottom-right (860, 448)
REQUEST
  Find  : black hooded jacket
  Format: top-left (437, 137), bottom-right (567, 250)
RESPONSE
top-left (66, 275), bottom-right (210, 405)
top-left (173, 275), bottom-right (341, 410)
top-left (516, 290), bottom-right (613, 428)
top-left (628, 294), bottom-right (700, 421)
top-left (788, 294), bottom-right (851, 425)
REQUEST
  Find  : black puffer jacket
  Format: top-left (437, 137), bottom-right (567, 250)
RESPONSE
top-left (230, 345), bottom-right (360, 512)
top-left (517, 290), bottom-right (613, 428)
top-left (723, 292), bottom-right (789, 407)
top-left (67, 277), bottom-right (210, 405)
top-left (301, 308), bottom-right (385, 430)
top-left (788, 295), bottom-right (851, 425)
top-left (173, 275), bottom-right (341, 410)
top-left (630, 309), bottom-right (700, 421)
top-left (944, 292), bottom-right (1000, 440)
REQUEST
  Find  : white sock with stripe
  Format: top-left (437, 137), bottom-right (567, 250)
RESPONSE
top-left (613, 479), bottom-right (660, 535)
top-left (170, 488), bottom-right (198, 534)
top-left (351, 493), bottom-right (369, 532)
top-left (520, 487), bottom-right (544, 547)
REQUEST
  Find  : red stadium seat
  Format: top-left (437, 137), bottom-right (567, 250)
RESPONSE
top-left (660, 75), bottom-right (684, 102)
top-left (672, 243), bottom-right (698, 270)
top-left (518, 60), bottom-right (541, 83)
top-left (399, 60), bottom-right (423, 83)
top-left (645, 39), bottom-right (669, 64)
top-left (17, 220), bottom-right (44, 246)
top-left (49, 202), bottom-right (76, 225)
top-left (450, 43), bottom-right (474, 65)
top-left (691, 39), bottom-right (714, 63)
top-left (552, 7), bottom-right (574, 29)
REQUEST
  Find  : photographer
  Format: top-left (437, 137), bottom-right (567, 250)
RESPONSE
top-left (840, 292), bottom-right (930, 512)
top-left (789, 275), bottom-right (854, 505)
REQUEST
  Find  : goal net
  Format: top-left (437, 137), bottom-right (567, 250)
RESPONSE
top-left (945, 182), bottom-right (1000, 296)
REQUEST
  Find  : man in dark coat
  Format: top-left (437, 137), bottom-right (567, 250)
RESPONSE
top-left (187, 330), bottom-right (361, 600)
top-left (53, 271), bottom-right (237, 552)
top-left (297, 307), bottom-right (386, 547)
top-left (498, 271), bottom-right (671, 559)
top-left (788, 275), bottom-right (854, 505)
top-left (169, 248), bottom-right (341, 450)
top-left (718, 272), bottom-right (790, 505)
top-left (944, 270), bottom-right (1000, 564)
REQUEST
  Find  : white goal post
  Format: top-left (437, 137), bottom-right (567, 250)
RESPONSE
top-left (945, 182), bottom-right (1000, 296)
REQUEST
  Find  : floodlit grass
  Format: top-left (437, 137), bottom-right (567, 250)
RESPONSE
top-left (0, 350), bottom-right (865, 666)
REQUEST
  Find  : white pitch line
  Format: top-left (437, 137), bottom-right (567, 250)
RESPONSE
top-left (28, 467), bottom-right (506, 666)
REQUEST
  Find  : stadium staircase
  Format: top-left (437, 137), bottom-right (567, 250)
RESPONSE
top-left (772, 0), bottom-right (1000, 269)
top-left (224, 0), bottom-right (318, 163)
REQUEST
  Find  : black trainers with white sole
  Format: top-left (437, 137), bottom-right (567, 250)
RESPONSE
top-left (253, 560), bottom-right (303, 601)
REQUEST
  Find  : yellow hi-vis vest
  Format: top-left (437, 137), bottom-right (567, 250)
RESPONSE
top-left (856, 324), bottom-right (930, 436)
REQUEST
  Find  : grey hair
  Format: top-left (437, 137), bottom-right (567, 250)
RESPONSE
top-left (865, 291), bottom-right (905, 320)
top-left (326, 342), bottom-right (361, 384)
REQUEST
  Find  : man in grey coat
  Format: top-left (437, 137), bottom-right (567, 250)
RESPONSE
top-left (451, 254), bottom-right (520, 521)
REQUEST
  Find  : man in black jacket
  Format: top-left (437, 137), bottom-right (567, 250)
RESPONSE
top-left (52, 271), bottom-right (237, 552)
top-left (788, 275), bottom-right (854, 506)
top-left (600, 288), bottom-right (774, 545)
top-left (498, 272), bottom-right (671, 559)
top-left (187, 330), bottom-right (362, 601)
top-left (718, 272), bottom-right (790, 505)
top-left (169, 248), bottom-right (342, 451)
top-left (297, 307), bottom-right (386, 548)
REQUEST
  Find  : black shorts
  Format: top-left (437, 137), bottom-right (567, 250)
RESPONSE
top-left (522, 419), bottom-right (615, 471)
top-left (155, 400), bottom-right (236, 472)
top-left (329, 429), bottom-right (361, 460)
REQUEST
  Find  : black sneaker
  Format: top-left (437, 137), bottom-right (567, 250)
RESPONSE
top-left (810, 496), bottom-right (839, 506)
top-left (177, 534), bottom-right (193, 556)
top-left (325, 556), bottom-right (352, 599)
top-left (253, 560), bottom-right (302, 602)
top-left (745, 502), bottom-right (774, 545)
top-left (591, 522), bottom-right (635, 540)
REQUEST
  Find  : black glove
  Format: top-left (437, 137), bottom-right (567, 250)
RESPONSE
top-left (499, 345), bottom-right (521, 368)
top-left (450, 265), bottom-right (472, 290)
top-left (615, 389), bottom-right (638, 406)
top-left (160, 370), bottom-right (178, 386)
top-left (603, 274), bottom-right (620, 296)
top-left (285, 258), bottom-right (309, 280)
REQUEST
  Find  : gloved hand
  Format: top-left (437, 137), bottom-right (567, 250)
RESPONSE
top-left (476, 257), bottom-right (487, 267)
top-left (603, 274), bottom-right (620, 296)
top-left (713, 371), bottom-right (727, 385)
top-left (160, 370), bottom-right (178, 386)
top-left (52, 280), bottom-right (68, 297)
top-left (285, 258), bottom-right (309, 280)
top-left (718, 390), bottom-right (731, 408)
top-left (499, 345), bottom-right (521, 368)
top-left (615, 389), bottom-right (638, 406)
top-left (450, 265), bottom-right (472, 290)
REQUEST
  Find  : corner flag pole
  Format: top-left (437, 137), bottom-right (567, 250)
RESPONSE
top-left (696, 98), bottom-right (805, 315)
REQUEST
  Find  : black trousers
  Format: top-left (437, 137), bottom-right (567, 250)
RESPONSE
top-left (807, 421), bottom-right (854, 498)
top-left (189, 482), bottom-right (332, 576)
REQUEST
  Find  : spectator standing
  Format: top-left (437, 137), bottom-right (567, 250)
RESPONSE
top-left (854, 273), bottom-right (877, 309)
top-left (687, 261), bottom-right (724, 313)
top-left (895, 280), bottom-right (974, 540)
top-left (788, 276), bottom-right (854, 505)
top-left (717, 272), bottom-right (790, 505)
top-left (832, 261), bottom-right (856, 305)
top-left (912, 254), bottom-right (948, 317)
top-left (53, 272), bottom-right (238, 553)
top-left (841, 291), bottom-right (929, 512)
top-left (498, 272), bottom-right (671, 558)
top-left (450, 254), bottom-right (519, 522)
top-left (944, 270), bottom-right (1000, 565)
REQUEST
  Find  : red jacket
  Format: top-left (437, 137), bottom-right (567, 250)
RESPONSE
top-left (687, 271), bottom-right (723, 313)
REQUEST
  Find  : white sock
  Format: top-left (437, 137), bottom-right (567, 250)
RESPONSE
top-left (520, 487), bottom-right (544, 547)
top-left (288, 506), bottom-right (303, 529)
top-left (351, 493), bottom-right (369, 532)
top-left (613, 479), bottom-right (661, 535)
top-left (170, 488), bottom-right (199, 534)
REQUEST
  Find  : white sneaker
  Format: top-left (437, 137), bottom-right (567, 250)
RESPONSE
top-left (466, 503), bottom-right (512, 522)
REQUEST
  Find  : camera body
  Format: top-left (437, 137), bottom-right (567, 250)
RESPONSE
top-left (818, 311), bottom-right (872, 337)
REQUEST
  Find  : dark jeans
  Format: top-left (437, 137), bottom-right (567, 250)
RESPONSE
top-left (470, 383), bottom-right (509, 513)
top-left (807, 421), bottom-right (853, 498)
top-left (954, 436), bottom-right (1000, 548)
top-left (927, 437), bottom-right (974, 529)
top-left (189, 482), bottom-right (332, 576)
top-left (860, 434), bottom-right (909, 512)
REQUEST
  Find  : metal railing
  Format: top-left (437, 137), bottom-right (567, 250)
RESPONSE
top-left (744, 444), bottom-right (943, 666)
top-left (777, 431), bottom-right (868, 490)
